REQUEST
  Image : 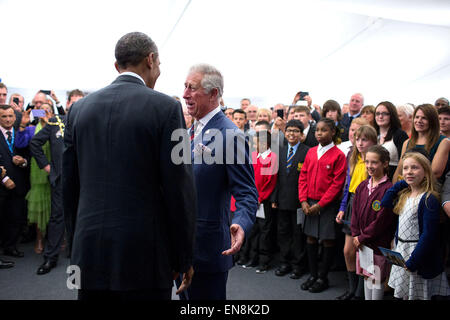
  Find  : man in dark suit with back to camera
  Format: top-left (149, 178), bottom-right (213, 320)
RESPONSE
top-left (63, 32), bottom-right (196, 300)
top-left (182, 63), bottom-right (258, 300)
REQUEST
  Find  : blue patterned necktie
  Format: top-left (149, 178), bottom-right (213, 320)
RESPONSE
top-left (6, 131), bottom-right (12, 144)
top-left (286, 146), bottom-right (294, 172)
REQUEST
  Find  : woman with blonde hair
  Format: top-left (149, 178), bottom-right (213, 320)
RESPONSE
top-left (256, 108), bottom-right (272, 124)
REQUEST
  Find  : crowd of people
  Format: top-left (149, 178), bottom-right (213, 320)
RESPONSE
top-left (0, 30), bottom-right (450, 301)
top-left (216, 92), bottom-right (450, 300)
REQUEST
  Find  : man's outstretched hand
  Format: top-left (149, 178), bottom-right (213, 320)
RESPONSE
top-left (222, 224), bottom-right (244, 256)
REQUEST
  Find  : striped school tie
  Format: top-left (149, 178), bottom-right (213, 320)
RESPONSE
top-left (286, 146), bottom-right (294, 172)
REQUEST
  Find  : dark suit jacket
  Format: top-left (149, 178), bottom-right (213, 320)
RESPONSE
top-left (0, 129), bottom-right (30, 197)
top-left (271, 143), bottom-right (310, 211)
top-left (303, 124), bottom-right (318, 148)
top-left (29, 115), bottom-right (65, 187)
top-left (341, 113), bottom-right (361, 131)
top-left (63, 75), bottom-right (196, 291)
top-left (191, 111), bottom-right (258, 273)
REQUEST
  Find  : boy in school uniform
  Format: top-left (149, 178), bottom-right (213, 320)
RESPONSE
top-left (271, 120), bottom-right (310, 279)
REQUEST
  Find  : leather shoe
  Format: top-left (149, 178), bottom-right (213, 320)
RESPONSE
top-left (255, 264), bottom-right (269, 274)
top-left (0, 259), bottom-right (14, 269)
top-left (236, 258), bottom-right (248, 266)
top-left (37, 260), bottom-right (57, 275)
top-left (243, 260), bottom-right (258, 269)
top-left (335, 291), bottom-right (354, 300)
top-left (3, 248), bottom-right (24, 258)
top-left (300, 276), bottom-right (317, 290)
top-left (289, 268), bottom-right (307, 279)
top-left (309, 278), bottom-right (329, 293)
top-left (275, 265), bottom-right (292, 277)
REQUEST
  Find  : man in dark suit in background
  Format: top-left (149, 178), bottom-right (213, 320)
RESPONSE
top-left (0, 105), bottom-right (30, 260)
top-left (293, 106), bottom-right (318, 148)
top-left (341, 93), bottom-right (364, 136)
top-left (183, 63), bottom-right (258, 300)
top-left (29, 110), bottom-right (69, 275)
top-left (271, 120), bottom-right (310, 279)
top-left (63, 32), bottom-right (196, 300)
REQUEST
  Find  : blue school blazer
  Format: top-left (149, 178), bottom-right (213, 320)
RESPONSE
top-left (381, 180), bottom-right (444, 279)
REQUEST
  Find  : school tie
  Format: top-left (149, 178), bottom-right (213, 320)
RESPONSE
top-left (286, 146), bottom-right (294, 172)
top-left (6, 131), bottom-right (12, 144)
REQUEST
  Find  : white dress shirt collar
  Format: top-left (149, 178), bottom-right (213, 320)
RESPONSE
top-left (194, 106), bottom-right (221, 137)
top-left (257, 148), bottom-right (272, 160)
top-left (119, 71), bottom-right (146, 85)
top-left (317, 142), bottom-right (335, 159)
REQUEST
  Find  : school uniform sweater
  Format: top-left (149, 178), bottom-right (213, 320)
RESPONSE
top-left (298, 145), bottom-right (347, 208)
top-left (251, 150), bottom-right (278, 203)
top-left (350, 178), bottom-right (396, 255)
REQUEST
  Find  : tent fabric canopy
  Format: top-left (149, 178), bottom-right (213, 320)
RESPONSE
top-left (1, 0), bottom-right (449, 108)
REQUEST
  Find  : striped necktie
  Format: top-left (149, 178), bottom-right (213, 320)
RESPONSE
top-left (6, 131), bottom-right (12, 144)
top-left (286, 146), bottom-right (294, 172)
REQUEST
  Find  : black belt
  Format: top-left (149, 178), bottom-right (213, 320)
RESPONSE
top-left (398, 237), bottom-right (419, 243)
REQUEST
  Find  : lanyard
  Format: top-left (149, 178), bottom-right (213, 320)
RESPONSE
top-left (5, 129), bottom-right (14, 155)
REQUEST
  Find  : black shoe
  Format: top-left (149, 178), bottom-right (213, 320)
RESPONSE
top-left (289, 268), bottom-right (307, 279)
top-left (236, 259), bottom-right (248, 266)
top-left (243, 261), bottom-right (258, 269)
top-left (301, 276), bottom-right (317, 290)
top-left (309, 278), bottom-right (329, 293)
top-left (37, 260), bottom-right (57, 275)
top-left (275, 265), bottom-right (292, 276)
top-left (335, 291), bottom-right (354, 300)
top-left (0, 259), bottom-right (14, 269)
top-left (4, 248), bottom-right (24, 258)
top-left (256, 264), bottom-right (269, 274)
top-left (350, 295), bottom-right (364, 300)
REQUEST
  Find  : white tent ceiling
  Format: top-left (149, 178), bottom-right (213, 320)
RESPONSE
top-left (1, 0), bottom-right (449, 109)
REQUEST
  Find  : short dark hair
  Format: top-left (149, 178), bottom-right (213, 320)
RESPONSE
top-left (233, 109), bottom-right (247, 119)
top-left (285, 119), bottom-right (304, 133)
top-left (293, 106), bottom-right (310, 115)
top-left (68, 89), bottom-right (85, 101)
top-left (255, 120), bottom-right (271, 130)
top-left (0, 104), bottom-right (13, 111)
top-left (115, 32), bottom-right (158, 69)
top-left (0, 83), bottom-right (7, 90)
top-left (437, 106), bottom-right (450, 116)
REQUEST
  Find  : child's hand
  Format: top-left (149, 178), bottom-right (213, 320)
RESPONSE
top-left (353, 236), bottom-right (360, 248)
top-left (308, 204), bottom-right (321, 216)
top-left (301, 202), bottom-right (310, 215)
top-left (336, 211), bottom-right (344, 224)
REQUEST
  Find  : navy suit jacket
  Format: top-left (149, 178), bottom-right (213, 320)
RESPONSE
top-left (63, 75), bottom-right (196, 291)
top-left (191, 111), bottom-right (258, 273)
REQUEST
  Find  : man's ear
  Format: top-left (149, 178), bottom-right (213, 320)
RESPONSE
top-left (147, 52), bottom-right (156, 69)
top-left (209, 87), bottom-right (219, 101)
top-left (114, 61), bottom-right (120, 73)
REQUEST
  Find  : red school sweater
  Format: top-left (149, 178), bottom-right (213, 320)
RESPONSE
top-left (298, 145), bottom-right (347, 208)
top-left (252, 151), bottom-right (278, 203)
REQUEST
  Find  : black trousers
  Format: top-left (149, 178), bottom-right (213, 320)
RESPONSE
top-left (78, 288), bottom-right (171, 301)
top-left (43, 182), bottom-right (65, 262)
top-left (0, 193), bottom-right (27, 250)
top-left (277, 209), bottom-right (307, 270)
top-left (186, 271), bottom-right (228, 300)
top-left (248, 201), bottom-right (276, 265)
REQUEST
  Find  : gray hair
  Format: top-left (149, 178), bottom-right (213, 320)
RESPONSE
top-left (189, 63), bottom-right (224, 101)
top-left (397, 103), bottom-right (415, 118)
top-left (115, 32), bottom-right (158, 69)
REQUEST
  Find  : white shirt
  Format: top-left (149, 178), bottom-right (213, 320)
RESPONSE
top-left (317, 142), bottom-right (335, 160)
top-left (257, 148), bottom-right (272, 160)
top-left (120, 71), bottom-right (146, 85)
top-left (193, 106), bottom-right (222, 138)
top-left (303, 124), bottom-right (310, 138)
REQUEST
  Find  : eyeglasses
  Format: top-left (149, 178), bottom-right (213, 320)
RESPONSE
top-left (286, 129), bottom-right (301, 134)
top-left (375, 112), bottom-right (390, 117)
